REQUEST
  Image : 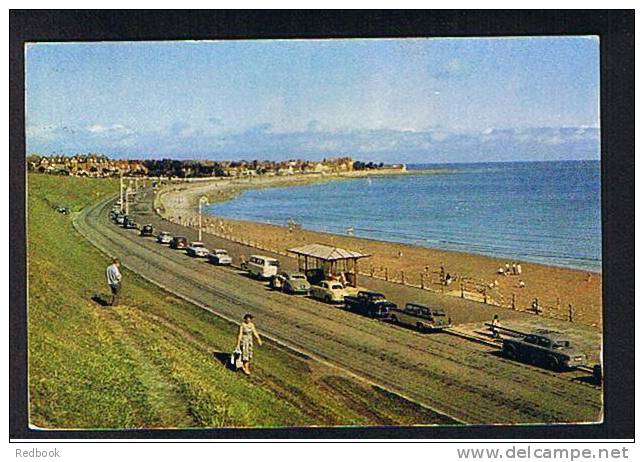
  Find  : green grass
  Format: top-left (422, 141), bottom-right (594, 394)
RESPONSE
top-left (27, 173), bottom-right (451, 429)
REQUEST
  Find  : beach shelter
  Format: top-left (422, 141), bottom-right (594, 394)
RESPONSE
top-left (287, 243), bottom-right (370, 287)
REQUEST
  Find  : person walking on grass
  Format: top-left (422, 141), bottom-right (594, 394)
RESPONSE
top-left (236, 313), bottom-right (263, 376)
top-left (106, 257), bottom-right (122, 306)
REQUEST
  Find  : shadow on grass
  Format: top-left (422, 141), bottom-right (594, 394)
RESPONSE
top-left (572, 374), bottom-right (601, 386)
top-left (91, 294), bottom-right (111, 307)
top-left (213, 351), bottom-right (237, 371)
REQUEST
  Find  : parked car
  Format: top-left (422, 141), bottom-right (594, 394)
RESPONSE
top-left (122, 217), bottom-right (137, 229)
top-left (344, 291), bottom-right (396, 319)
top-left (270, 270), bottom-right (311, 295)
top-left (244, 255), bottom-right (279, 279)
top-left (207, 249), bottom-right (233, 265)
top-left (157, 231), bottom-right (172, 244)
top-left (309, 280), bottom-right (347, 304)
top-left (109, 210), bottom-right (118, 220)
top-left (140, 224), bottom-right (154, 236)
top-left (389, 303), bottom-right (452, 332)
top-left (186, 241), bottom-right (209, 257)
top-left (502, 331), bottom-right (587, 371)
top-left (56, 206), bottom-right (70, 215)
top-left (170, 236), bottom-right (189, 249)
top-left (115, 213), bottom-right (126, 225)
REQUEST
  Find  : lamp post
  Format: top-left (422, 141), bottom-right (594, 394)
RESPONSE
top-left (119, 173), bottom-right (124, 212)
top-left (125, 186), bottom-right (132, 215)
top-left (198, 196), bottom-right (209, 241)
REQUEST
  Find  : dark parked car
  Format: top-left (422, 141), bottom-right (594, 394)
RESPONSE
top-left (122, 217), bottom-right (138, 229)
top-left (389, 303), bottom-right (452, 332)
top-left (140, 224), bottom-right (154, 236)
top-left (170, 236), bottom-right (189, 249)
top-left (344, 291), bottom-right (396, 319)
top-left (502, 331), bottom-right (587, 371)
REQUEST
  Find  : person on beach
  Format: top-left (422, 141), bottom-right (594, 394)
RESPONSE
top-left (516, 263), bottom-right (522, 275)
top-left (518, 279), bottom-right (526, 288)
top-left (106, 258), bottom-right (122, 306)
top-left (236, 313), bottom-right (263, 376)
top-left (505, 263), bottom-right (510, 275)
top-left (511, 262), bottom-right (517, 275)
top-left (491, 314), bottom-right (501, 338)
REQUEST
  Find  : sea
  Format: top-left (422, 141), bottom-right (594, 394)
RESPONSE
top-left (207, 161), bottom-right (602, 272)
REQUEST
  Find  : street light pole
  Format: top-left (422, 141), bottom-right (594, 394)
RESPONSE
top-left (119, 173), bottom-right (124, 212)
top-left (198, 196), bottom-right (208, 241)
top-left (125, 186), bottom-right (132, 215)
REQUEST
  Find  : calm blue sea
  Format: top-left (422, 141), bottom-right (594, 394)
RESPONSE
top-left (208, 161), bottom-right (602, 272)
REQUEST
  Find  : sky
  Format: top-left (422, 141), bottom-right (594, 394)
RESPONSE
top-left (25, 37), bottom-right (600, 163)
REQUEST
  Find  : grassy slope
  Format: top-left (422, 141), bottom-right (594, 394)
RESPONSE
top-left (27, 173), bottom-right (450, 429)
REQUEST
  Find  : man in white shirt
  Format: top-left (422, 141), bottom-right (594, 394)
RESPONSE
top-left (106, 258), bottom-right (122, 306)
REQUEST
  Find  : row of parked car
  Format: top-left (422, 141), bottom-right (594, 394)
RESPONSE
top-left (110, 206), bottom-right (592, 373)
top-left (110, 210), bottom-right (234, 265)
top-left (241, 257), bottom-right (453, 333)
top-left (250, 262), bottom-right (592, 371)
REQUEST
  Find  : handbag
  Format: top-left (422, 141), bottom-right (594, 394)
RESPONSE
top-left (230, 348), bottom-right (242, 370)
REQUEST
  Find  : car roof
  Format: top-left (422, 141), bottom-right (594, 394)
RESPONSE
top-left (280, 270), bottom-right (305, 276)
top-left (529, 330), bottom-right (569, 341)
top-left (251, 255), bottom-right (278, 261)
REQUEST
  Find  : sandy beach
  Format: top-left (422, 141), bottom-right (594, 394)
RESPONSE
top-left (154, 172), bottom-right (603, 328)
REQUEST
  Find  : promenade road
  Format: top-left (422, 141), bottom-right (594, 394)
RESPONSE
top-left (73, 192), bottom-right (602, 425)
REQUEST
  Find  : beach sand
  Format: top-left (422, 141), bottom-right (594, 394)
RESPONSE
top-left (155, 172), bottom-right (602, 328)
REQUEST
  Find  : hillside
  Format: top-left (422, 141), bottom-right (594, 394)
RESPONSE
top-left (26, 173), bottom-right (449, 429)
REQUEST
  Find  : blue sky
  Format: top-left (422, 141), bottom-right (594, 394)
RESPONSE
top-left (25, 37), bottom-right (600, 162)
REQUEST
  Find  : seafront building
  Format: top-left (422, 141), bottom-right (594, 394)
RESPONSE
top-left (26, 154), bottom-right (404, 179)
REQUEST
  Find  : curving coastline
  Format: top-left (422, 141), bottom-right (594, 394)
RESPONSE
top-left (155, 170), bottom-right (603, 328)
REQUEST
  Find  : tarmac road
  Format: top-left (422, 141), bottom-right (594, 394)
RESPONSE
top-left (73, 192), bottom-right (602, 425)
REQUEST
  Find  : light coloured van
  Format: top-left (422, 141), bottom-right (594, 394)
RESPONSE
top-left (245, 255), bottom-right (279, 279)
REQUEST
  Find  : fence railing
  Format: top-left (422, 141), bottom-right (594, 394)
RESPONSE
top-left (157, 211), bottom-right (589, 326)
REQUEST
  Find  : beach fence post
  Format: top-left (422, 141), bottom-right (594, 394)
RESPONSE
top-left (385, 267), bottom-right (389, 281)
top-left (400, 271), bottom-right (405, 285)
top-left (512, 293), bottom-right (516, 310)
top-left (483, 287), bottom-right (488, 304)
top-left (460, 281), bottom-right (464, 298)
top-left (568, 304), bottom-right (574, 322)
top-left (370, 265), bottom-right (375, 277)
top-left (420, 273), bottom-right (425, 289)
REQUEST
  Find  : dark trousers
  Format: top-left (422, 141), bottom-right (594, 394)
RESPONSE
top-left (109, 283), bottom-right (121, 306)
